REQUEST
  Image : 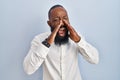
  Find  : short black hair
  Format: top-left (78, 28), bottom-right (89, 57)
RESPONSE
top-left (48, 4), bottom-right (64, 19)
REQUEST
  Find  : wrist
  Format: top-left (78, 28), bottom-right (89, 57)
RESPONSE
top-left (75, 36), bottom-right (81, 43)
top-left (42, 38), bottom-right (51, 48)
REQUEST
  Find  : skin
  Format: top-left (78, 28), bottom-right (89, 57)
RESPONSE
top-left (47, 7), bottom-right (81, 45)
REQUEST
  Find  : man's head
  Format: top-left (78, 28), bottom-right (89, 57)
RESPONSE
top-left (47, 5), bottom-right (70, 45)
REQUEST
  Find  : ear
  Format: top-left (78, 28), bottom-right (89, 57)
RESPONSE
top-left (47, 20), bottom-right (51, 27)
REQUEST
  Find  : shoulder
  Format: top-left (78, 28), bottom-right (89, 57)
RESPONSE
top-left (33, 32), bottom-right (51, 42)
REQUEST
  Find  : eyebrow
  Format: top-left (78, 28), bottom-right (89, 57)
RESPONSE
top-left (52, 15), bottom-right (68, 19)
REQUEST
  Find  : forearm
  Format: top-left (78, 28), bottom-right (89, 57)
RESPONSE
top-left (23, 38), bottom-right (49, 75)
top-left (77, 37), bottom-right (99, 64)
top-left (69, 27), bottom-right (81, 43)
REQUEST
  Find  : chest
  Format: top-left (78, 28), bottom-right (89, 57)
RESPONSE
top-left (47, 43), bottom-right (78, 62)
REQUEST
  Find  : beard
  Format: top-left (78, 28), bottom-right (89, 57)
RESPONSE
top-left (51, 26), bottom-right (69, 45)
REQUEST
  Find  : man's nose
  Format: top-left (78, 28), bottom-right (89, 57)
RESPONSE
top-left (60, 20), bottom-right (64, 26)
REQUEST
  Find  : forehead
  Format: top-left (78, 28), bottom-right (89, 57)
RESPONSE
top-left (49, 7), bottom-right (67, 18)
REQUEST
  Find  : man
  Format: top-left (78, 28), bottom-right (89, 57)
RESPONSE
top-left (23, 5), bottom-right (99, 80)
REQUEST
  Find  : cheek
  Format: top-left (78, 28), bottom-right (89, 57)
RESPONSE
top-left (50, 27), bottom-right (54, 32)
top-left (66, 20), bottom-right (70, 24)
top-left (51, 21), bottom-right (60, 27)
top-left (53, 23), bottom-right (59, 27)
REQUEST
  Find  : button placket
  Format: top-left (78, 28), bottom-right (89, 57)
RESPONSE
top-left (61, 45), bottom-right (65, 80)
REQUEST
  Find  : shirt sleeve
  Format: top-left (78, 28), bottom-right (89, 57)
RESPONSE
top-left (77, 36), bottom-right (99, 64)
top-left (23, 36), bottom-right (49, 75)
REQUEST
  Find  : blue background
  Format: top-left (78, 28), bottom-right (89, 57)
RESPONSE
top-left (0, 0), bottom-right (120, 80)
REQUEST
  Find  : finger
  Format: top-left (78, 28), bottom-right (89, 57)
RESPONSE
top-left (58, 20), bottom-right (63, 28)
top-left (63, 20), bottom-right (70, 26)
top-left (63, 20), bottom-right (73, 31)
top-left (52, 20), bottom-right (62, 33)
top-left (55, 20), bottom-right (62, 31)
top-left (47, 20), bottom-right (63, 44)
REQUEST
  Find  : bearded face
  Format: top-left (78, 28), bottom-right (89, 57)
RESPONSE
top-left (50, 25), bottom-right (69, 45)
top-left (48, 7), bottom-right (70, 45)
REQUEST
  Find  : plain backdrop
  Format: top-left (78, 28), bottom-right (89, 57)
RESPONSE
top-left (0, 0), bottom-right (120, 80)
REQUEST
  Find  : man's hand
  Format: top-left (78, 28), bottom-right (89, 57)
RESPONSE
top-left (47, 20), bottom-right (62, 44)
top-left (63, 20), bottom-right (81, 43)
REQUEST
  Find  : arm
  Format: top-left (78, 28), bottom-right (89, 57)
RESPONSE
top-left (23, 36), bottom-right (49, 75)
top-left (63, 20), bottom-right (99, 64)
top-left (77, 36), bottom-right (99, 64)
top-left (23, 20), bottom-right (62, 75)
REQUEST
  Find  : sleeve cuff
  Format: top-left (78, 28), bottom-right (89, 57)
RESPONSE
top-left (36, 43), bottom-right (49, 59)
top-left (77, 38), bottom-right (86, 48)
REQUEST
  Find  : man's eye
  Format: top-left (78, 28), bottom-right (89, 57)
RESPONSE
top-left (64, 17), bottom-right (68, 20)
top-left (54, 20), bottom-right (57, 21)
top-left (53, 19), bottom-right (59, 22)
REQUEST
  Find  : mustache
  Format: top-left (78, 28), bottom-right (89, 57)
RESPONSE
top-left (51, 25), bottom-right (67, 32)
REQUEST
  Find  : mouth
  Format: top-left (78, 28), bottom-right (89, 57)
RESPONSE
top-left (59, 26), bottom-right (67, 31)
top-left (59, 27), bottom-right (66, 31)
top-left (57, 26), bottom-right (67, 37)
